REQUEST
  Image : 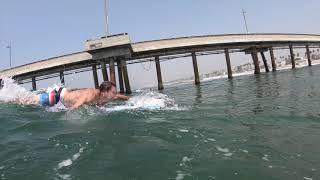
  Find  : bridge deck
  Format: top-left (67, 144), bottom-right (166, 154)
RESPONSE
top-left (132, 33), bottom-right (320, 53)
top-left (1, 33), bottom-right (320, 80)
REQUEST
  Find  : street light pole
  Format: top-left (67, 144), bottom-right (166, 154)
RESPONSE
top-left (104, 0), bottom-right (109, 36)
top-left (241, 9), bottom-right (249, 34)
top-left (6, 41), bottom-right (12, 68)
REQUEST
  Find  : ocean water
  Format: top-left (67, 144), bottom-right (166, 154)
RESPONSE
top-left (1, 66), bottom-right (320, 180)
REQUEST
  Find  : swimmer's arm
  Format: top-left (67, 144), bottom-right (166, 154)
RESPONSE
top-left (70, 97), bottom-right (87, 110)
top-left (70, 102), bottom-right (83, 110)
top-left (70, 93), bottom-right (98, 110)
top-left (113, 94), bottom-right (129, 101)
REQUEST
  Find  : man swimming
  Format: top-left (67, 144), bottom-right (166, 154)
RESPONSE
top-left (17, 81), bottom-right (129, 109)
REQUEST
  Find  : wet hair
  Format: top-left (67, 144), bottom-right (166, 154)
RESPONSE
top-left (99, 81), bottom-right (116, 92)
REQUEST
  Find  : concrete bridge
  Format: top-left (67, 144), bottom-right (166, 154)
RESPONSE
top-left (1, 33), bottom-right (320, 93)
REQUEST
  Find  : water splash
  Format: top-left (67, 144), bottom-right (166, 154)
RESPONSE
top-left (0, 78), bottom-right (66, 110)
top-left (0, 78), bottom-right (36, 104)
top-left (102, 91), bottom-right (186, 112)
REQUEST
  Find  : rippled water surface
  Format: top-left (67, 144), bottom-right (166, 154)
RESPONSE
top-left (1, 66), bottom-right (320, 180)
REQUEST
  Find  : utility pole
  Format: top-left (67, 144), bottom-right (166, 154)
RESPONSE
top-left (104, 0), bottom-right (109, 36)
top-left (241, 9), bottom-right (249, 34)
top-left (6, 41), bottom-right (12, 68)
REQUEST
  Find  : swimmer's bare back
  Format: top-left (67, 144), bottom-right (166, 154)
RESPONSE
top-left (14, 81), bottom-right (129, 110)
top-left (62, 89), bottom-right (101, 109)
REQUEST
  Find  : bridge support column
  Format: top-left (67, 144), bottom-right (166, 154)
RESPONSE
top-left (191, 52), bottom-right (200, 84)
top-left (92, 65), bottom-right (99, 89)
top-left (109, 58), bottom-right (116, 86)
top-left (289, 45), bottom-right (296, 69)
top-left (32, 77), bottom-right (37, 91)
top-left (260, 52), bottom-right (270, 72)
top-left (59, 71), bottom-right (65, 85)
top-left (101, 61), bottom-right (109, 81)
top-left (251, 49), bottom-right (260, 74)
top-left (269, 47), bottom-right (277, 72)
top-left (155, 56), bottom-right (164, 90)
top-left (224, 48), bottom-right (233, 79)
top-left (121, 60), bottom-right (131, 94)
top-left (117, 59), bottom-right (125, 94)
top-left (306, 45), bottom-right (312, 66)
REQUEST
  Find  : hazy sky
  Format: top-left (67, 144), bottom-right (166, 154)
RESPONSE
top-left (1, 0), bottom-right (320, 89)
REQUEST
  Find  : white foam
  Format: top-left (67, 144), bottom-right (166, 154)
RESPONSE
top-left (304, 177), bottom-right (313, 180)
top-left (224, 153), bottom-right (233, 157)
top-left (56, 173), bottom-right (71, 180)
top-left (239, 149), bottom-right (249, 153)
top-left (175, 171), bottom-right (189, 180)
top-left (208, 138), bottom-right (216, 142)
top-left (179, 129), bottom-right (189, 133)
top-left (58, 159), bottom-right (72, 169)
top-left (182, 156), bottom-right (192, 162)
top-left (202, 71), bottom-right (253, 82)
top-left (72, 153), bottom-right (80, 161)
top-left (102, 91), bottom-right (185, 112)
top-left (179, 156), bottom-right (192, 167)
top-left (262, 154), bottom-right (270, 162)
top-left (57, 147), bottom-right (84, 169)
top-left (0, 78), bottom-right (36, 104)
top-left (72, 147), bottom-right (84, 161)
top-left (216, 146), bottom-right (230, 153)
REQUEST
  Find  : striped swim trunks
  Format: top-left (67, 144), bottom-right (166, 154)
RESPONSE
top-left (39, 88), bottom-right (64, 107)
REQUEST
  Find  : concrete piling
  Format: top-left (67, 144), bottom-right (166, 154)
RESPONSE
top-left (306, 45), bottom-right (312, 66)
top-left (269, 47), bottom-right (277, 72)
top-left (260, 52), bottom-right (270, 72)
top-left (117, 59), bottom-right (125, 94)
top-left (109, 58), bottom-right (116, 86)
top-left (101, 61), bottom-right (109, 81)
top-left (121, 60), bottom-right (131, 94)
top-left (92, 65), bottom-right (99, 89)
top-left (224, 48), bottom-right (233, 79)
top-left (59, 71), bottom-right (65, 85)
top-left (155, 56), bottom-right (164, 90)
top-left (289, 45), bottom-right (296, 69)
top-left (32, 77), bottom-right (37, 91)
top-left (191, 52), bottom-right (200, 84)
top-left (251, 49), bottom-right (260, 74)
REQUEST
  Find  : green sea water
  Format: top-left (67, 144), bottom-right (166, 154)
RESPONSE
top-left (1, 66), bottom-right (320, 180)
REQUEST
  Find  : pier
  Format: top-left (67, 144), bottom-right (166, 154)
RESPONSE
top-left (1, 33), bottom-right (320, 92)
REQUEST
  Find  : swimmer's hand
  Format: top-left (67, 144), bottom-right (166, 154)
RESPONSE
top-left (113, 94), bottom-right (130, 101)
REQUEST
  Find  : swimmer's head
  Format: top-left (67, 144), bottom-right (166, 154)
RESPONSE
top-left (99, 81), bottom-right (116, 97)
